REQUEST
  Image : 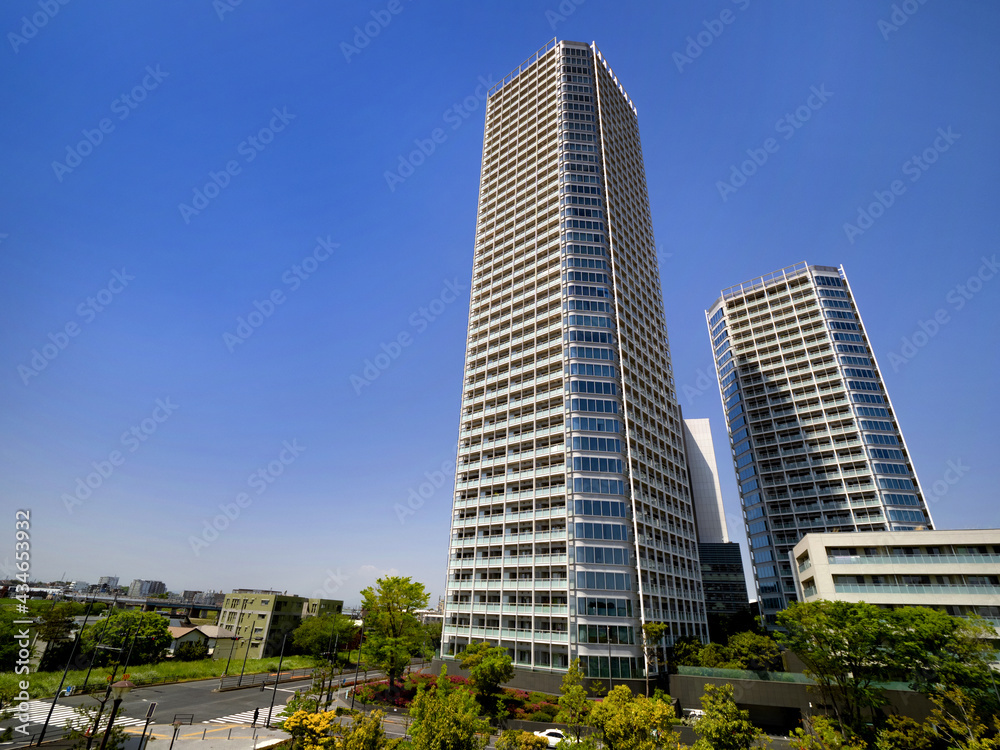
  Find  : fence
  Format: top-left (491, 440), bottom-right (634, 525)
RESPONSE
top-left (218, 667), bottom-right (316, 691)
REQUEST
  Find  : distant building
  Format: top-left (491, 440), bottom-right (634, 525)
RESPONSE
top-left (97, 576), bottom-right (119, 592)
top-left (791, 529), bottom-right (1000, 632)
top-left (215, 590), bottom-right (344, 661)
top-left (683, 419), bottom-right (752, 640)
top-left (128, 579), bottom-right (167, 597)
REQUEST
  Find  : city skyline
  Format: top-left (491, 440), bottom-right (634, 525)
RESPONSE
top-left (2, 3), bottom-right (998, 608)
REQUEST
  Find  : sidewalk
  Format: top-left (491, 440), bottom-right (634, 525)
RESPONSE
top-left (119, 723), bottom-right (288, 750)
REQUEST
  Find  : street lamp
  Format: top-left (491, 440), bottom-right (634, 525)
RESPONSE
top-left (98, 679), bottom-right (134, 750)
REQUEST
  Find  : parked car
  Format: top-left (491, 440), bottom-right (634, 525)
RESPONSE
top-left (533, 729), bottom-right (568, 748)
top-left (682, 708), bottom-right (705, 725)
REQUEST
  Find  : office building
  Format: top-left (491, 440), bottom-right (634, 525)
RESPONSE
top-left (441, 39), bottom-right (708, 682)
top-left (216, 589), bottom-right (343, 660)
top-left (792, 529), bottom-right (1000, 635)
top-left (97, 576), bottom-right (119, 592)
top-left (706, 263), bottom-right (933, 625)
top-left (683, 419), bottom-right (752, 639)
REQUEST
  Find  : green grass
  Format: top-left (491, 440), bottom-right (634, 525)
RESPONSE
top-left (0, 656), bottom-right (319, 700)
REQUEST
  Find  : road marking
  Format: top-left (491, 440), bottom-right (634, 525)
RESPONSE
top-left (12, 701), bottom-right (146, 729)
top-left (202, 706), bottom-right (288, 725)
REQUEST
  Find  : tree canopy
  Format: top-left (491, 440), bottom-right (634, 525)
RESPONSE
top-left (777, 601), bottom-right (999, 735)
top-left (292, 612), bottom-right (358, 660)
top-left (459, 641), bottom-right (514, 718)
top-left (589, 684), bottom-right (679, 750)
top-left (409, 665), bottom-right (489, 750)
top-left (692, 684), bottom-right (770, 750)
top-left (360, 576), bottom-right (429, 691)
top-left (79, 609), bottom-right (171, 666)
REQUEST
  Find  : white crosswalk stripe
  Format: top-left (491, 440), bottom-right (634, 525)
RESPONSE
top-left (16, 701), bottom-right (146, 729)
top-left (202, 707), bottom-right (287, 725)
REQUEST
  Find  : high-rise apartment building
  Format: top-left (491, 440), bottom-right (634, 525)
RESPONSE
top-left (706, 262), bottom-right (933, 624)
top-left (442, 39), bottom-right (708, 682)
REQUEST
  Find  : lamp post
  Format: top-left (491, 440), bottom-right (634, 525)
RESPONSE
top-left (350, 619), bottom-right (366, 711)
top-left (98, 679), bottom-right (134, 750)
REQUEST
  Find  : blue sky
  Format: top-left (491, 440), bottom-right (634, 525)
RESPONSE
top-left (1, 1), bottom-right (997, 607)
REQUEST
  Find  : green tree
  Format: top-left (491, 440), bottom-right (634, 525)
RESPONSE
top-left (724, 632), bottom-right (782, 672)
top-left (589, 684), bottom-right (679, 750)
top-left (340, 709), bottom-right (394, 750)
top-left (292, 612), bottom-right (358, 660)
top-left (666, 636), bottom-right (704, 671)
top-left (459, 641), bottom-right (514, 718)
top-left (79, 609), bottom-right (171, 666)
top-left (923, 687), bottom-right (1000, 750)
top-left (885, 608), bottom-right (998, 711)
top-left (283, 709), bottom-right (338, 750)
top-left (873, 715), bottom-right (933, 750)
top-left (555, 659), bottom-right (592, 744)
top-left (790, 716), bottom-right (867, 750)
top-left (698, 643), bottom-right (728, 669)
top-left (776, 601), bottom-right (892, 733)
top-left (360, 577), bottom-right (429, 694)
top-left (778, 601), bottom-right (1000, 735)
top-left (496, 731), bottom-right (550, 750)
top-left (174, 641), bottom-right (209, 661)
top-left (641, 622), bottom-right (668, 696)
top-left (692, 684), bottom-right (770, 750)
top-left (409, 666), bottom-right (489, 750)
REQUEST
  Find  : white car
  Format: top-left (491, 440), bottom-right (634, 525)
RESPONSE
top-left (533, 729), bottom-right (568, 748)
top-left (682, 708), bottom-right (705, 725)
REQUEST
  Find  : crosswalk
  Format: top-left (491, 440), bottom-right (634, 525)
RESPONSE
top-left (15, 701), bottom-right (146, 730)
top-left (203, 707), bottom-right (287, 726)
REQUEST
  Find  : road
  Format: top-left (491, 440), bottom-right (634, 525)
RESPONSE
top-left (1, 668), bottom-right (391, 742)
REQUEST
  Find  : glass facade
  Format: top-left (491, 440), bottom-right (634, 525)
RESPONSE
top-left (706, 263), bottom-right (934, 625)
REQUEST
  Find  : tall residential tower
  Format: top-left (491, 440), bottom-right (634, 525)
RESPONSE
top-left (442, 39), bottom-right (708, 681)
top-left (706, 263), bottom-right (933, 625)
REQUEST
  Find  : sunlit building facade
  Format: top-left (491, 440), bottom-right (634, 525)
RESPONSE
top-left (441, 39), bottom-right (708, 680)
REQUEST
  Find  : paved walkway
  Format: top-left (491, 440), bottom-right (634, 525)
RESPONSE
top-left (119, 723), bottom-right (288, 750)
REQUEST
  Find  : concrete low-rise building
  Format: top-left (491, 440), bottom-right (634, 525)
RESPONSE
top-left (790, 528), bottom-right (1000, 633)
top-left (215, 589), bottom-right (343, 661)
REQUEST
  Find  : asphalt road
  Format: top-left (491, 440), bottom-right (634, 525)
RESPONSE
top-left (2, 669), bottom-right (393, 739)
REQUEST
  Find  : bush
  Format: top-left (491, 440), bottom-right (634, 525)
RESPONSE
top-left (174, 642), bottom-right (209, 662)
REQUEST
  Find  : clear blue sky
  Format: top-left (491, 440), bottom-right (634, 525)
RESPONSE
top-left (2, 1), bottom-right (997, 607)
